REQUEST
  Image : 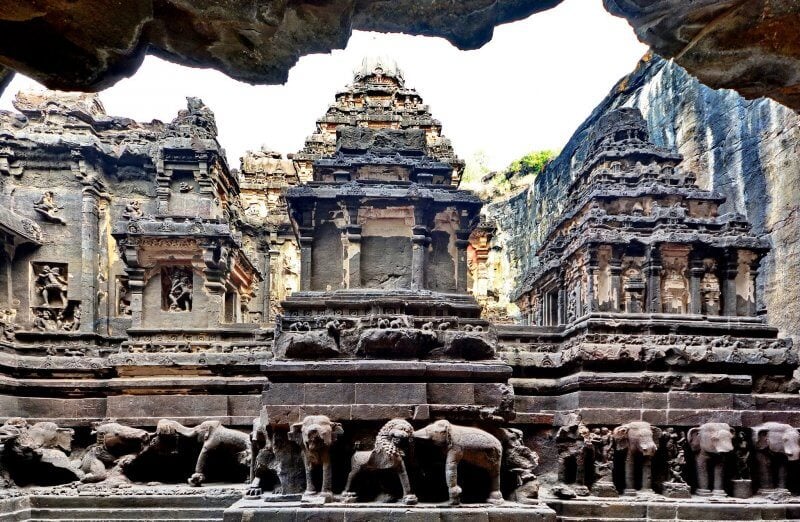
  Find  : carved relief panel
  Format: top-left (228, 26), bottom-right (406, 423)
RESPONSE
top-left (161, 266), bottom-right (193, 312)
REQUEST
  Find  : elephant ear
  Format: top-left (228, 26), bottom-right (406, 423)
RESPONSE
top-left (756, 429), bottom-right (770, 450)
top-left (54, 428), bottom-right (73, 452)
top-left (288, 423), bottom-right (303, 445)
top-left (332, 422), bottom-right (344, 441)
top-left (687, 427), bottom-right (700, 449)
top-left (613, 426), bottom-right (629, 451)
top-left (652, 426), bottom-right (662, 443)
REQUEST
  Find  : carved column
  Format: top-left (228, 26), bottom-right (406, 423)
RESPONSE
top-left (557, 270), bottom-right (566, 325)
top-left (299, 229), bottom-right (313, 291)
top-left (79, 184), bottom-right (108, 334)
top-left (455, 230), bottom-right (470, 292)
top-left (644, 244), bottom-right (662, 313)
top-left (748, 253), bottom-right (762, 317)
top-left (202, 241), bottom-right (228, 326)
top-left (345, 224), bottom-right (362, 288)
top-left (411, 225), bottom-right (429, 291)
top-left (584, 247), bottom-right (598, 314)
top-left (723, 249), bottom-right (739, 317)
top-left (688, 249), bottom-right (705, 315)
top-left (125, 267), bottom-right (145, 328)
top-left (155, 153), bottom-right (170, 215)
top-left (609, 246), bottom-right (624, 312)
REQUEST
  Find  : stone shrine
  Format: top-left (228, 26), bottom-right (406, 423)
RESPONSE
top-left (0, 59), bottom-right (795, 521)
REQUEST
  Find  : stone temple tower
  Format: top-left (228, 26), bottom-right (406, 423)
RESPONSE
top-left (258, 59), bottom-right (517, 502)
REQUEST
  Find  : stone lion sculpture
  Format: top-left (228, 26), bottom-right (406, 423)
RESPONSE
top-left (154, 419), bottom-right (251, 487)
top-left (288, 415), bottom-right (343, 501)
top-left (342, 419), bottom-right (417, 504)
top-left (413, 419), bottom-right (503, 505)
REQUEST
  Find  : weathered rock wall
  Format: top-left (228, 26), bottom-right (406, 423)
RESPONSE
top-left (490, 53), bottom-right (800, 340)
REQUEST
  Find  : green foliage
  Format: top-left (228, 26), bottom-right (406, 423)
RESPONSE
top-left (505, 149), bottom-right (556, 179)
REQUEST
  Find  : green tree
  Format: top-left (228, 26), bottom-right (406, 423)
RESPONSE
top-left (505, 149), bottom-right (556, 179)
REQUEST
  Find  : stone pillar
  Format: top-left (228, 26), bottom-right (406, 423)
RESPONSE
top-left (455, 230), bottom-right (470, 292)
top-left (748, 254), bottom-right (761, 317)
top-left (557, 270), bottom-right (566, 325)
top-left (609, 248), bottom-right (623, 312)
top-left (345, 224), bottom-right (362, 288)
top-left (584, 248), bottom-right (598, 314)
top-left (299, 230), bottom-right (313, 291)
top-left (688, 250), bottom-right (704, 315)
top-left (79, 185), bottom-right (106, 333)
top-left (723, 249), bottom-right (739, 317)
top-left (644, 245), bottom-right (662, 313)
top-left (257, 243), bottom-right (270, 323)
top-left (202, 241), bottom-right (228, 326)
top-left (126, 268), bottom-right (145, 329)
top-left (411, 225), bottom-right (429, 291)
top-left (155, 155), bottom-right (170, 215)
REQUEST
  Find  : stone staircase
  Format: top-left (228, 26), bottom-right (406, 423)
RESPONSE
top-left (0, 491), bottom-right (241, 522)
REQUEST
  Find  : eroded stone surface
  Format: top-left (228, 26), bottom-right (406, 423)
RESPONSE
top-left (1, 1), bottom-right (800, 112)
top-left (604, 0), bottom-right (800, 109)
top-left (0, 1), bottom-right (560, 91)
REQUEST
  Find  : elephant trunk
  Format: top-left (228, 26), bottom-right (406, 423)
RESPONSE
top-left (785, 442), bottom-right (800, 461)
top-left (640, 441), bottom-right (657, 457)
top-left (413, 429), bottom-right (429, 440)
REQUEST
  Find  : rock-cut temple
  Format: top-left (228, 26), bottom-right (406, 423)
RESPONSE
top-left (0, 57), bottom-right (795, 521)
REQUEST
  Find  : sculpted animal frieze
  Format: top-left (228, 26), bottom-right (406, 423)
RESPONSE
top-left (613, 421), bottom-right (661, 495)
top-left (500, 427), bottom-right (540, 503)
top-left (688, 422), bottom-right (734, 496)
top-left (342, 419), bottom-right (417, 505)
top-left (2, 419), bottom-right (84, 485)
top-left (288, 415), bottom-right (343, 502)
top-left (752, 422), bottom-right (800, 493)
top-left (153, 419), bottom-right (251, 487)
top-left (413, 420), bottom-right (503, 505)
top-left (247, 416), bottom-right (304, 497)
top-left (78, 422), bottom-right (152, 483)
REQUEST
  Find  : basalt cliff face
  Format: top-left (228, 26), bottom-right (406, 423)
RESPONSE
top-left (489, 53), bottom-right (800, 341)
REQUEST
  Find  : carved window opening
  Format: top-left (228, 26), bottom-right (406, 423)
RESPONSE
top-left (223, 288), bottom-right (238, 323)
top-left (701, 271), bottom-right (720, 315)
top-left (543, 289), bottom-right (558, 326)
top-left (661, 260), bottom-right (689, 314)
top-left (610, 162), bottom-right (622, 173)
top-left (161, 266), bottom-right (193, 312)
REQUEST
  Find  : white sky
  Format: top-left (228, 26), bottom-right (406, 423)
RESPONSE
top-left (0, 0), bottom-right (647, 171)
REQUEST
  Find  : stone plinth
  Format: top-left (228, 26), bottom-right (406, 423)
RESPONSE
top-left (223, 499), bottom-right (556, 522)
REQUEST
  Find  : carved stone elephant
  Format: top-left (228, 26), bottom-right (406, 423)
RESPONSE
top-left (79, 422), bottom-right (151, 483)
top-left (288, 415), bottom-right (343, 501)
top-left (752, 422), bottom-right (800, 492)
top-left (613, 421), bottom-right (661, 495)
top-left (413, 420), bottom-right (503, 505)
top-left (5, 420), bottom-right (84, 485)
top-left (688, 422), bottom-right (735, 496)
top-left (155, 419), bottom-right (251, 487)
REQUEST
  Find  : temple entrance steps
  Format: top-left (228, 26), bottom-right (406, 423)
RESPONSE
top-left (548, 498), bottom-right (800, 521)
top-left (0, 488), bottom-right (242, 522)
